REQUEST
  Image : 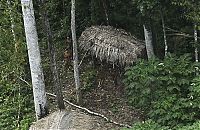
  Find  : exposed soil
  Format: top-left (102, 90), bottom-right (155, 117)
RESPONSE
top-left (45, 59), bottom-right (144, 130)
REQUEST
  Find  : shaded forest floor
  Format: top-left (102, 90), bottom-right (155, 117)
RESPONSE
top-left (46, 59), bottom-right (144, 129)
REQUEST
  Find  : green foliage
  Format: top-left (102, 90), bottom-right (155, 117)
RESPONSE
top-left (122, 120), bottom-right (169, 130)
top-left (177, 120), bottom-right (200, 130)
top-left (122, 120), bottom-right (200, 130)
top-left (171, 0), bottom-right (200, 23)
top-left (81, 68), bottom-right (97, 92)
top-left (0, 1), bottom-right (34, 129)
top-left (0, 39), bottom-right (34, 129)
top-left (124, 54), bottom-right (200, 128)
top-left (0, 83), bottom-right (34, 130)
top-left (0, 42), bottom-right (34, 129)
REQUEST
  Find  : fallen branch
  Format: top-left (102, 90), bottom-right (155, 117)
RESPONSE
top-left (46, 92), bottom-right (132, 128)
top-left (18, 79), bottom-right (132, 128)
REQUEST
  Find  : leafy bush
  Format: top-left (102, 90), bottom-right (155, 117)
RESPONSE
top-left (121, 120), bottom-right (169, 130)
top-left (177, 120), bottom-right (200, 130)
top-left (122, 120), bottom-right (200, 130)
top-left (0, 50), bottom-right (34, 130)
top-left (124, 54), bottom-right (200, 128)
top-left (0, 57), bottom-right (34, 130)
top-left (0, 13), bottom-right (34, 129)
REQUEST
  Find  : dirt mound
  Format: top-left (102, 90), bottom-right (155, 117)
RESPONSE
top-left (29, 110), bottom-right (101, 130)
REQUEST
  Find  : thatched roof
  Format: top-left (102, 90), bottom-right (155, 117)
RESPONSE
top-left (78, 26), bottom-right (145, 65)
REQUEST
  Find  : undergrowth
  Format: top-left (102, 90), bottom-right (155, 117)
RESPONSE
top-left (124, 54), bottom-right (200, 129)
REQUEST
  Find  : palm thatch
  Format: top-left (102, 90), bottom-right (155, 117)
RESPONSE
top-left (78, 26), bottom-right (145, 65)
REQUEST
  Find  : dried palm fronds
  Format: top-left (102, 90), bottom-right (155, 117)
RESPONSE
top-left (78, 26), bottom-right (145, 65)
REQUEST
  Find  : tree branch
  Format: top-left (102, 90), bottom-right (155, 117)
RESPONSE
top-left (46, 92), bottom-right (132, 128)
top-left (166, 27), bottom-right (200, 39)
top-left (166, 33), bottom-right (193, 38)
top-left (18, 77), bottom-right (31, 86)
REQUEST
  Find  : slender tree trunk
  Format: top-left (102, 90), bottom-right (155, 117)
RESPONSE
top-left (21, 0), bottom-right (48, 120)
top-left (140, 6), bottom-right (155, 59)
top-left (71, 0), bottom-right (81, 104)
top-left (7, 0), bottom-right (16, 46)
top-left (40, 0), bottom-right (65, 110)
top-left (194, 24), bottom-right (198, 63)
top-left (143, 24), bottom-right (155, 59)
top-left (90, 0), bottom-right (96, 25)
top-left (160, 10), bottom-right (168, 57)
top-left (194, 24), bottom-right (198, 75)
top-left (101, 0), bottom-right (109, 25)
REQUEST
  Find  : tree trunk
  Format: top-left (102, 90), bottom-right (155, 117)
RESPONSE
top-left (140, 6), bottom-right (155, 59)
top-left (71, 0), bottom-right (81, 104)
top-left (194, 24), bottom-right (198, 75)
top-left (7, 0), bottom-right (16, 45)
top-left (101, 0), bottom-right (109, 25)
top-left (194, 24), bottom-right (198, 63)
top-left (90, 0), bottom-right (96, 25)
top-left (40, 0), bottom-right (65, 110)
top-left (21, 0), bottom-right (48, 120)
top-left (160, 10), bottom-right (168, 57)
top-left (143, 24), bottom-right (155, 59)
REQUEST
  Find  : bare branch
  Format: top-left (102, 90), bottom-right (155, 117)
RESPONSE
top-left (18, 77), bottom-right (31, 86)
top-left (165, 27), bottom-right (200, 39)
top-left (166, 33), bottom-right (200, 39)
top-left (78, 50), bottom-right (88, 67)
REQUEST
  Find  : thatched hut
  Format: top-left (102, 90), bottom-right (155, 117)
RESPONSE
top-left (78, 26), bottom-right (145, 65)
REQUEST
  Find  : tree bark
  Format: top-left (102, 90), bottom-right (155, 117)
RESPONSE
top-left (21, 0), bottom-right (48, 120)
top-left (71, 0), bottom-right (81, 104)
top-left (140, 6), bottom-right (155, 59)
top-left (143, 24), bottom-right (155, 59)
top-left (160, 10), bottom-right (168, 57)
